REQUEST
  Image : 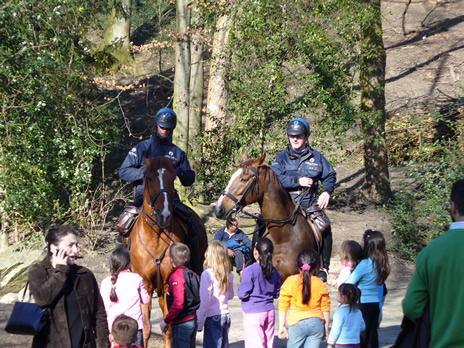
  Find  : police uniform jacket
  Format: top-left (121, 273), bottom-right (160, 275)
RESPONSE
top-left (119, 133), bottom-right (195, 187)
top-left (271, 146), bottom-right (336, 197)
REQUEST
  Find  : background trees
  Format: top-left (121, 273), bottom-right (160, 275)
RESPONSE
top-left (0, 0), bottom-right (119, 246)
top-left (1, 0), bottom-right (462, 256)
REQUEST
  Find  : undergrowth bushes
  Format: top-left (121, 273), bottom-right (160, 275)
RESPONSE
top-left (386, 99), bottom-right (464, 260)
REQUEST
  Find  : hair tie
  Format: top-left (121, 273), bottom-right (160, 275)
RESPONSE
top-left (301, 264), bottom-right (311, 272)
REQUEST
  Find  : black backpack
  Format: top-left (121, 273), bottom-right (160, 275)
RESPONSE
top-left (183, 269), bottom-right (200, 312)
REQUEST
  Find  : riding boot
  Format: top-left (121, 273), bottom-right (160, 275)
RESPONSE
top-left (321, 227), bottom-right (333, 271)
top-left (186, 220), bottom-right (202, 275)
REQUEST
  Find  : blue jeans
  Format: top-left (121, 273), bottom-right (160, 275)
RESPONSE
top-left (204, 314), bottom-right (231, 348)
top-left (231, 249), bottom-right (247, 274)
top-left (172, 318), bottom-right (197, 348)
top-left (136, 330), bottom-right (144, 347)
top-left (287, 317), bottom-right (324, 348)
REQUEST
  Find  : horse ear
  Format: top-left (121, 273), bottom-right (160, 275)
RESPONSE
top-left (144, 158), bottom-right (151, 167)
top-left (241, 149), bottom-right (249, 162)
top-left (257, 153), bottom-right (266, 166)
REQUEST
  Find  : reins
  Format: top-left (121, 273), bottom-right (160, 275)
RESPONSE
top-left (136, 172), bottom-right (175, 296)
top-left (225, 165), bottom-right (308, 225)
top-left (135, 220), bottom-right (173, 296)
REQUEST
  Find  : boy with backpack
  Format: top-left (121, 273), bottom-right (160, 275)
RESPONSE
top-left (160, 243), bottom-right (201, 348)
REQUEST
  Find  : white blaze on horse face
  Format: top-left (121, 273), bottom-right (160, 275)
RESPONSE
top-left (217, 168), bottom-right (243, 208)
top-left (157, 168), bottom-right (170, 220)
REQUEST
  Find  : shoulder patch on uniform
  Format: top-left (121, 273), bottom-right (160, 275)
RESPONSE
top-left (129, 147), bottom-right (138, 157)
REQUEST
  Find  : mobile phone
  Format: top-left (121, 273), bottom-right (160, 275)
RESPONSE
top-left (50, 246), bottom-right (60, 253)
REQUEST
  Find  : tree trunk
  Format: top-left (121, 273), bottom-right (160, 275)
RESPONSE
top-left (0, 145), bottom-right (8, 251)
top-left (189, 4), bottom-right (204, 172)
top-left (173, 0), bottom-right (191, 202)
top-left (205, 15), bottom-right (231, 131)
top-left (99, 0), bottom-right (132, 67)
top-left (360, 0), bottom-right (392, 203)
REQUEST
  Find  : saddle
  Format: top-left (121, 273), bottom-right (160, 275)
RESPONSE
top-left (302, 205), bottom-right (331, 255)
top-left (305, 204), bottom-right (331, 236)
top-left (116, 206), bottom-right (141, 236)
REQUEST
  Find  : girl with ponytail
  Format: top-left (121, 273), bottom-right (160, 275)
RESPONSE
top-left (237, 238), bottom-right (281, 348)
top-left (278, 248), bottom-right (330, 348)
top-left (100, 247), bottom-right (150, 347)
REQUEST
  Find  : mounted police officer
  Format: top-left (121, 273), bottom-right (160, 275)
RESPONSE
top-left (271, 118), bottom-right (336, 282)
top-left (118, 108), bottom-right (201, 273)
top-left (119, 108), bottom-right (195, 206)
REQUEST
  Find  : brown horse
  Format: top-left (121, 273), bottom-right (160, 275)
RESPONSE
top-left (129, 156), bottom-right (207, 348)
top-left (214, 150), bottom-right (319, 281)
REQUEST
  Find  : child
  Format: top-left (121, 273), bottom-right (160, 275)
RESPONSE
top-left (100, 247), bottom-right (150, 347)
top-left (278, 248), bottom-right (330, 348)
top-left (196, 240), bottom-right (234, 348)
top-left (327, 283), bottom-right (366, 348)
top-left (346, 229), bottom-right (390, 348)
top-left (110, 314), bottom-right (143, 348)
top-left (237, 238), bottom-right (281, 348)
top-left (334, 240), bottom-right (362, 287)
top-left (160, 242), bottom-right (200, 348)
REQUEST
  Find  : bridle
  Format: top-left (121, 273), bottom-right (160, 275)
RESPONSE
top-left (142, 176), bottom-right (172, 230)
top-left (137, 173), bottom-right (175, 296)
top-left (222, 166), bottom-right (260, 214)
top-left (222, 165), bottom-right (304, 225)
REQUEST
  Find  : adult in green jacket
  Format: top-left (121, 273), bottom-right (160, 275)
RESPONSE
top-left (402, 179), bottom-right (464, 348)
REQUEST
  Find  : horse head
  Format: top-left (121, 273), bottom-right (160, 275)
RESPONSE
top-left (143, 156), bottom-right (176, 229)
top-left (215, 150), bottom-right (266, 219)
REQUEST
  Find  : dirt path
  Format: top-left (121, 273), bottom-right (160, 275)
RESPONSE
top-left (0, 163), bottom-right (415, 347)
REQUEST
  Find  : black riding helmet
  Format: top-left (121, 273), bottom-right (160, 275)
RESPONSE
top-left (155, 108), bottom-right (177, 129)
top-left (287, 118), bottom-right (310, 137)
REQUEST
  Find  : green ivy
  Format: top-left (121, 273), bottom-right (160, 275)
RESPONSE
top-left (0, 0), bottom-right (119, 231)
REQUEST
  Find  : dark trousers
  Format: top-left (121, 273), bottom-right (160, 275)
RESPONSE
top-left (293, 194), bottom-right (333, 271)
top-left (360, 302), bottom-right (380, 348)
top-left (322, 227), bottom-right (332, 270)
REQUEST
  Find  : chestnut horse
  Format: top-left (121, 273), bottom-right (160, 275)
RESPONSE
top-left (129, 156), bottom-right (207, 348)
top-left (215, 151), bottom-right (319, 281)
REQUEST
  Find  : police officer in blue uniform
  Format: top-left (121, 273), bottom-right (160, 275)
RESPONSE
top-left (119, 108), bottom-right (195, 207)
top-left (271, 118), bottom-right (336, 282)
top-left (118, 108), bottom-right (201, 273)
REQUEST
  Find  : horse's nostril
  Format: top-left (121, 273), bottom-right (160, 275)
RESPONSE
top-left (214, 205), bottom-right (223, 218)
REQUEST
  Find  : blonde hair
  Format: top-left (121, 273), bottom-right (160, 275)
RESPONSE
top-left (204, 240), bottom-right (232, 294)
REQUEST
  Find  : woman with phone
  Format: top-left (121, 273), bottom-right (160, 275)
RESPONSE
top-left (28, 225), bottom-right (109, 348)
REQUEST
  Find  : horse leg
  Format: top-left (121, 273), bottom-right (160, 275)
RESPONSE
top-left (141, 280), bottom-right (154, 348)
top-left (158, 291), bottom-right (172, 348)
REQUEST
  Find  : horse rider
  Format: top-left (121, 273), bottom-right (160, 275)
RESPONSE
top-left (118, 108), bottom-right (201, 273)
top-left (271, 118), bottom-right (336, 282)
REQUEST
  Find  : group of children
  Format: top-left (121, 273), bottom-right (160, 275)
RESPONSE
top-left (99, 228), bottom-right (390, 348)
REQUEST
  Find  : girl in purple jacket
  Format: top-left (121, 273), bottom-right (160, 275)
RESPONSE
top-left (237, 238), bottom-right (281, 348)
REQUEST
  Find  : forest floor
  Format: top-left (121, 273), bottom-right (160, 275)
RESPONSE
top-left (1, 0), bottom-right (463, 347)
